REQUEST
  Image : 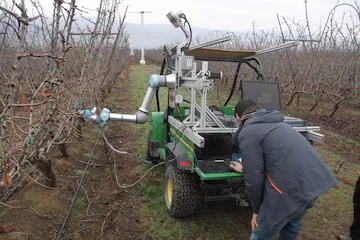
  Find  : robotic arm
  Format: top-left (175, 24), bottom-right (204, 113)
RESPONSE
top-left (83, 74), bottom-right (177, 126)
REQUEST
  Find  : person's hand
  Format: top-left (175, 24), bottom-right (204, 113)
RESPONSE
top-left (251, 213), bottom-right (258, 231)
top-left (229, 161), bottom-right (243, 173)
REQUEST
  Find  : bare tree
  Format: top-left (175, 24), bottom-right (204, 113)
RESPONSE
top-left (0, 0), bottom-right (129, 198)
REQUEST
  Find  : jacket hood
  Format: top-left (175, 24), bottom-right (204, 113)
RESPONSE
top-left (244, 109), bottom-right (284, 126)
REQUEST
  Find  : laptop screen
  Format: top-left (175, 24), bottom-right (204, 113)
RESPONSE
top-left (241, 80), bottom-right (282, 110)
top-left (195, 134), bottom-right (233, 159)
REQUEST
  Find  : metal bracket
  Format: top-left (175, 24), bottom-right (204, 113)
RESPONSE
top-left (292, 126), bottom-right (324, 143)
top-left (168, 116), bottom-right (205, 148)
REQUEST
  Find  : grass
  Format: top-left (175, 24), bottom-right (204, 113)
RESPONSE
top-left (73, 196), bottom-right (86, 215)
top-left (84, 153), bottom-right (97, 159)
top-left (128, 64), bottom-right (360, 240)
top-left (74, 169), bottom-right (89, 175)
top-left (104, 166), bottom-right (112, 176)
top-left (128, 64), bottom-right (167, 156)
top-left (0, 208), bottom-right (8, 218)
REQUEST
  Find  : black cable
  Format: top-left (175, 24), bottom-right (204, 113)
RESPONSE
top-left (185, 19), bottom-right (192, 47)
top-left (215, 79), bottom-right (229, 125)
top-left (225, 62), bottom-right (242, 106)
top-left (57, 132), bottom-right (100, 240)
top-left (180, 14), bottom-right (192, 47)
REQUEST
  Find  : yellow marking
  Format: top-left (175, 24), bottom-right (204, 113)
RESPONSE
top-left (167, 179), bottom-right (172, 204)
top-left (170, 128), bottom-right (193, 151)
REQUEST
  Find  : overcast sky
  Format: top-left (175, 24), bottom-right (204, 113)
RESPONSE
top-left (30, 0), bottom-right (358, 32)
top-left (1, 0), bottom-right (357, 33)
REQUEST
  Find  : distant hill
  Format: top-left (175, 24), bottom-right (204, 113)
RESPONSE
top-left (125, 22), bottom-right (241, 49)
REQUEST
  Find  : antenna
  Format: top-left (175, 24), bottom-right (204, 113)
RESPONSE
top-left (129, 11), bottom-right (151, 65)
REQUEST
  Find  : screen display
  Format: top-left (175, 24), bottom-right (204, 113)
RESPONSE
top-left (195, 134), bottom-right (233, 159)
top-left (241, 80), bottom-right (281, 110)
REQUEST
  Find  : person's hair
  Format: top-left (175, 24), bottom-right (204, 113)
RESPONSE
top-left (234, 99), bottom-right (258, 117)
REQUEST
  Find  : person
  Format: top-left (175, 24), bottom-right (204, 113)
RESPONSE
top-left (338, 176), bottom-right (360, 240)
top-left (229, 99), bottom-right (338, 240)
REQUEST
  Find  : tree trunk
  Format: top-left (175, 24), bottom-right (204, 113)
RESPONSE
top-left (286, 92), bottom-right (298, 106)
top-left (328, 102), bottom-right (339, 118)
top-left (0, 120), bottom-right (7, 155)
top-left (296, 93), bottom-right (300, 107)
top-left (58, 143), bottom-right (69, 158)
top-left (74, 117), bottom-right (83, 140)
top-left (36, 156), bottom-right (57, 187)
top-left (328, 98), bottom-right (347, 118)
top-left (308, 94), bottom-right (322, 111)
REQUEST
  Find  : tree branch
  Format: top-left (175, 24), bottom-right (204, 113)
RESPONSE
top-left (16, 53), bottom-right (66, 60)
top-left (0, 5), bottom-right (28, 25)
top-left (7, 97), bottom-right (55, 107)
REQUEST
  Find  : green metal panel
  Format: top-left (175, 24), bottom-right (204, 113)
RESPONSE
top-left (150, 112), bottom-right (166, 149)
top-left (173, 105), bottom-right (235, 118)
top-left (195, 167), bottom-right (243, 180)
top-left (159, 148), bottom-right (166, 160)
top-left (169, 126), bottom-right (195, 170)
top-left (169, 127), bottom-right (194, 152)
top-left (172, 106), bottom-right (190, 118)
top-left (219, 106), bottom-right (235, 116)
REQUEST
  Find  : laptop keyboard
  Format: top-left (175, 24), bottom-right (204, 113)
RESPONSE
top-left (197, 159), bottom-right (234, 173)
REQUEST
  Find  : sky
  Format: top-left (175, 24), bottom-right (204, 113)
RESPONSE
top-left (31, 0), bottom-right (358, 32)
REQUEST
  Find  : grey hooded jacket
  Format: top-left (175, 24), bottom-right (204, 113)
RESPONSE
top-left (234, 109), bottom-right (338, 228)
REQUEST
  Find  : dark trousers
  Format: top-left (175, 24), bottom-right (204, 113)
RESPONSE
top-left (351, 177), bottom-right (360, 240)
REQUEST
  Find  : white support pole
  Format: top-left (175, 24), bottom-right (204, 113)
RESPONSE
top-left (130, 10), bottom-right (151, 65)
top-left (190, 62), bottom-right (197, 123)
top-left (200, 62), bottom-right (208, 128)
top-left (139, 12), bottom-right (146, 64)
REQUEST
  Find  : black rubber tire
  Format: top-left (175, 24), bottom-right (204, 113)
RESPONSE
top-left (146, 130), bottom-right (160, 164)
top-left (164, 162), bottom-right (199, 217)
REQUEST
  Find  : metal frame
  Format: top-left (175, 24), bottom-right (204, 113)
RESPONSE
top-left (163, 39), bottom-right (324, 146)
top-left (85, 21), bottom-right (323, 148)
top-left (168, 53), bottom-right (239, 147)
